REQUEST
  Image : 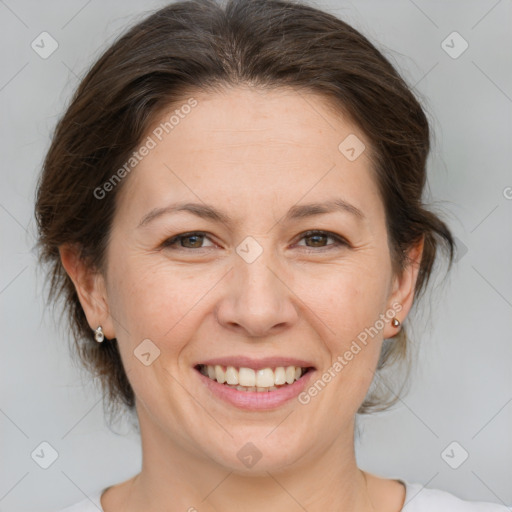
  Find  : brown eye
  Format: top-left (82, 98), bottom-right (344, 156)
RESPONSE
top-left (296, 230), bottom-right (348, 250)
top-left (162, 232), bottom-right (214, 250)
top-left (305, 233), bottom-right (328, 247)
top-left (181, 234), bottom-right (205, 248)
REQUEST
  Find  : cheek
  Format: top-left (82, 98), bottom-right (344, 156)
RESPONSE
top-left (298, 256), bottom-right (391, 345)
top-left (107, 254), bottom-right (221, 347)
top-left (296, 261), bottom-right (391, 414)
top-left (105, 257), bottom-right (207, 406)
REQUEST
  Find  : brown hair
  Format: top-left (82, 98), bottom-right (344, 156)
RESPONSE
top-left (35, 0), bottom-right (454, 420)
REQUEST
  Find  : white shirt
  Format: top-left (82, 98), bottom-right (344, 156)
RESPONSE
top-left (55, 481), bottom-right (510, 511)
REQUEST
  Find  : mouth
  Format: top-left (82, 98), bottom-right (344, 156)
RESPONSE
top-left (195, 363), bottom-right (314, 392)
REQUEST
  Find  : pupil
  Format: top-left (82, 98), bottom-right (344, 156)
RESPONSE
top-left (309, 234), bottom-right (325, 247)
top-left (185, 235), bottom-right (202, 247)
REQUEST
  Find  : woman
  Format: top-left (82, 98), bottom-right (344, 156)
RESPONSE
top-left (35, 0), bottom-right (508, 510)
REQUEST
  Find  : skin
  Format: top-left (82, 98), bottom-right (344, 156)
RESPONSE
top-left (61, 86), bottom-right (423, 512)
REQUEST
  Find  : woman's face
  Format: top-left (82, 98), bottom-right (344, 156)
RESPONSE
top-left (92, 87), bottom-right (418, 472)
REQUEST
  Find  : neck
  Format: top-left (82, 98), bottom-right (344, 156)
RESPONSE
top-left (118, 409), bottom-right (374, 512)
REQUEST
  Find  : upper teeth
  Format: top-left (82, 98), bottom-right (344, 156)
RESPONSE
top-left (200, 365), bottom-right (305, 387)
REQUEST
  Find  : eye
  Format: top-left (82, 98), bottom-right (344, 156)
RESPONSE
top-left (294, 230), bottom-right (348, 250)
top-left (160, 229), bottom-right (348, 252)
top-left (161, 231), bottom-right (215, 250)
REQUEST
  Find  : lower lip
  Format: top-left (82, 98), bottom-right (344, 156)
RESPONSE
top-left (196, 369), bottom-right (315, 410)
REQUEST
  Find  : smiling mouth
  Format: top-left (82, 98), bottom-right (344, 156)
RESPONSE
top-left (195, 364), bottom-right (314, 392)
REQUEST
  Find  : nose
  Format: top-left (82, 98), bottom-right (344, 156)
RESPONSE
top-left (215, 242), bottom-right (299, 338)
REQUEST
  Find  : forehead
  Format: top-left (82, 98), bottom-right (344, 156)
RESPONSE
top-left (158, 86), bottom-right (364, 153)
top-left (115, 86), bottom-right (382, 226)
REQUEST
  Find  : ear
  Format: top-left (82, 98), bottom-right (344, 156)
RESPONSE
top-left (59, 244), bottom-right (116, 340)
top-left (382, 236), bottom-right (424, 339)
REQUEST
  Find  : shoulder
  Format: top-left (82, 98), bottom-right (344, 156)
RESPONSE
top-left (53, 489), bottom-right (105, 512)
top-left (402, 481), bottom-right (510, 511)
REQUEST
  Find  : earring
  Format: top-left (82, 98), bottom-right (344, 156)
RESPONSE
top-left (94, 326), bottom-right (105, 343)
top-left (391, 318), bottom-right (401, 328)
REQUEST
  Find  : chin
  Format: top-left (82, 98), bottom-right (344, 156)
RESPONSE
top-left (190, 426), bottom-right (313, 475)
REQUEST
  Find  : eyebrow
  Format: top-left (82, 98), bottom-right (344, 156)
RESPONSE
top-left (137, 198), bottom-right (365, 228)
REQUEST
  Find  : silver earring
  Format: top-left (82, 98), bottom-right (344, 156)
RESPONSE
top-left (94, 326), bottom-right (105, 343)
top-left (391, 318), bottom-right (401, 328)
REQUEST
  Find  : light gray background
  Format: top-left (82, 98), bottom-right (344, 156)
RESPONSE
top-left (1, 1), bottom-right (511, 510)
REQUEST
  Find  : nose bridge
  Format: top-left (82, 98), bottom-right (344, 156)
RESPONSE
top-left (235, 233), bottom-right (282, 304)
top-left (244, 249), bottom-right (274, 281)
top-left (216, 233), bottom-right (298, 336)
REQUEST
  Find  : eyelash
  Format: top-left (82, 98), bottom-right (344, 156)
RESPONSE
top-left (161, 230), bottom-right (349, 252)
